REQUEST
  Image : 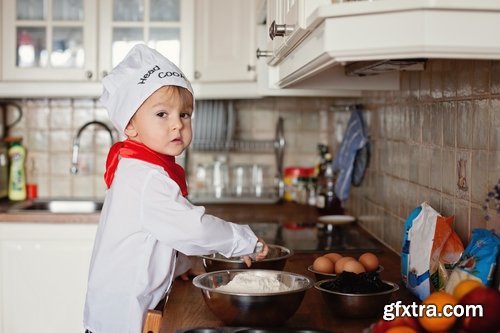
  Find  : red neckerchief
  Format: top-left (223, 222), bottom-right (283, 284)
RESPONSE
top-left (104, 139), bottom-right (188, 196)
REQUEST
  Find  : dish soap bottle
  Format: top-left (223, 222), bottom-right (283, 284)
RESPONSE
top-left (8, 138), bottom-right (27, 201)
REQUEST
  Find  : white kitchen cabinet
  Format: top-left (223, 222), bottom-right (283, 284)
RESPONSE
top-left (254, 0), bottom-right (365, 97)
top-left (1, 0), bottom-right (98, 81)
top-left (194, 0), bottom-right (256, 83)
top-left (266, 0), bottom-right (330, 66)
top-left (256, 24), bottom-right (363, 97)
top-left (263, 0), bottom-right (399, 91)
top-left (0, 223), bottom-right (97, 333)
top-left (0, 0), bottom-right (194, 97)
top-left (98, 0), bottom-right (194, 82)
top-left (263, 0), bottom-right (500, 90)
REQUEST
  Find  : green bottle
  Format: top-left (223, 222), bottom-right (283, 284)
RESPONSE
top-left (8, 140), bottom-right (26, 201)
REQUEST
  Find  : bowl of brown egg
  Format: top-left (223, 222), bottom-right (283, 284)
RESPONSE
top-left (307, 252), bottom-right (383, 281)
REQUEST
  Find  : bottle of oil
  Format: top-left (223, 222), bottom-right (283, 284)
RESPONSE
top-left (315, 144), bottom-right (329, 177)
top-left (8, 138), bottom-right (26, 201)
top-left (316, 153), bottom-right (343, 215)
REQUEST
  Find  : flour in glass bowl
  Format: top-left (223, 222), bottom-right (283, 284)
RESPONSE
top-left (216, 271), bottom-right (290, 293)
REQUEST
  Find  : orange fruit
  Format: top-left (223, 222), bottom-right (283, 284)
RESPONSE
top-left (386, 327), bottom-right (418, 333)
top-left (452, 279), bottom-right (484, 301)
top-left (418, 291), bottom-right (458, 332)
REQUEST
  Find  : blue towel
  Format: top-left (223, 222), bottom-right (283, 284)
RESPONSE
top-left (332, 107), bottom-right (368, 201)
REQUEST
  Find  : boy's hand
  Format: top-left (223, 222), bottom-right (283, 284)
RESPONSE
top-left (243, 238), bottom-right (269, 267)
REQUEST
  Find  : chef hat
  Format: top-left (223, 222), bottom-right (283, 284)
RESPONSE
top-left (100, 44), bottom-right (194, 135)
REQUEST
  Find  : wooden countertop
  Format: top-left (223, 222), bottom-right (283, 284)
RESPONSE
top-left (0, 201), bottom-right (319, 224)
top-left (0, 200), bottom-right (417, 332)
top-left (160, 228), bottom-right (417, 333)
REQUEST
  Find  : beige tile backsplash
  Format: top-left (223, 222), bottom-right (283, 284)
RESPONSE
top-left (2, 58), bottom-right (500, 252)
top-left (351, 59), bottom-right (500, 252)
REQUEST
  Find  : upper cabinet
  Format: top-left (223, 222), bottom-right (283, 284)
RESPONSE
top-left (261, 0), bottom-right (399, 91)
top-left (0, 0), bottom-right (266, 99)
top-left (0, 0), bottom-right (194, 97)
top-left (189, 0), bottom-right (262, 99)
top-left (2, 0), bottom-right (98, 81)
top-left (193, 0), bottom-right (256, 83)
top-left (266, 0), bottom-right (330, 66)
top-left (2, 0), bottom-right (191, 84)
top-left (98, 0), bottom-right (194, 82)
top-left (261, 0), bottom-right (500, 90)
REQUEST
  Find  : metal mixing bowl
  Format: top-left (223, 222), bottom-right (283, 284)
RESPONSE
top-left (192, 269), bottom-right (313, 327)
top-left (176, 328), bottom-right (332, 333)
top-left (314, 279), bottom-right (399, 318)
top-left (200, 245), bottom-right (293, 272)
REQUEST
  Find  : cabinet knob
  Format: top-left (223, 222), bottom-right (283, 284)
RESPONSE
top-left (269, 20), bottom-right (289, 40)
top-left (247, 64), bottom-right (256, 72)
top-left (102, 70), bottom-right (108, 78)
top-left (256, 48), bottom-right (273, 59)
top-left (194, 70), bottom-right (201, 80)
top-left (86, 71), bottom-right (93, 80)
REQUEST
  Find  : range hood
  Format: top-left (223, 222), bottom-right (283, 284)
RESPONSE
top-left (270, 0), bottom-right (500, 88)
top-left (345, 58), bottom-right (427, 77)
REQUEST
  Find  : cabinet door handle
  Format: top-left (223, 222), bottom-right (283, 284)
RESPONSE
top-left (269, 20), bottom-right (288, 40)
top-left (102, 70), bottom-right (108, 78)
top-left (256, 48), bottom-right (273, 59)
top-left (194, 70), bottom-right (201, 79)
top-left (86, 71), bottom-right (93, 80)
top-left (247, 64), bottom-right (256, 72)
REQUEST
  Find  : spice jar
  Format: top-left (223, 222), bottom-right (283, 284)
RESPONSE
top-left (283, 167), bottom-right (315, 203)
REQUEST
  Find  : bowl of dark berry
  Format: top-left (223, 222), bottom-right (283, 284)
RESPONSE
top-left (314, 271), bottom-right (399, 318)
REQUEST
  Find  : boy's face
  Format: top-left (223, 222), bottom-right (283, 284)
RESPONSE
top-left (125, 86), bottom-right (193, 156)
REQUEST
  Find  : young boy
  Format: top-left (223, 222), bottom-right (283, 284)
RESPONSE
top-left (83, 44), bottom-right (268, 333)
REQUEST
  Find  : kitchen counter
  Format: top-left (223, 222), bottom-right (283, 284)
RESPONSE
top-left (0, 201), bottom-right (320, 224)
top-left (161, 231), bottom-right (416, 333)
top-left (0, 200), bottom-right (417, 332)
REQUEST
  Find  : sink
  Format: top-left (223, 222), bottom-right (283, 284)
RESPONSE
top-left (9, 199), bottom-right (103, 213)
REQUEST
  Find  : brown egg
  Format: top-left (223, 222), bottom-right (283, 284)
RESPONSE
top-left (313, 256), bottom-right (335, 274)
top-left (342, 260), bottom-right (366, 274)
top-left (334, 256), bottom-right (356, 274)
top-left (323, 252), bottom-right (342, 265)
top-left (358, 252), bottom-right (379, 272)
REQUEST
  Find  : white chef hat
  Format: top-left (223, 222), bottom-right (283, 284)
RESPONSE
top-left (100, 44), bottom-right (194, 135)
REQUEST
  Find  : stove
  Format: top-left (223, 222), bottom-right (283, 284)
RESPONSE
top-left (246, 222), bottom-right (380, 253)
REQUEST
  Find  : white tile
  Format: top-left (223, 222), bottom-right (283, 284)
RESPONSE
top-left (72, 175), bottom-right (95, 197)
top-left (50, 108), bottom-right (72, 129)
top-left (50, 130), bottom-right (73, 152)
top-left (50, 153), bottom-right (72, 176)
top-left (49, 176), bottom-right (71, 197)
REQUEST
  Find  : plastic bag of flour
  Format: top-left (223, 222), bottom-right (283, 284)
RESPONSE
top-left (401, 202), bottom-right (464, 300)
top-left (445, 228), bottom-right (500, 294)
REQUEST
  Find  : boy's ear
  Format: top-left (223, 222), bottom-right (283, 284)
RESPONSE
top-left (124, 121), bottom-right (138, 137)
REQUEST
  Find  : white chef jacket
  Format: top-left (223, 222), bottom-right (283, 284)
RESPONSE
top-left (83, 158), bottom-right (258, 333)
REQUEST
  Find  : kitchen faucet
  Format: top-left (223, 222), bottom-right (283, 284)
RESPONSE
top-left (70, 121), bottom-right (115, 174)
